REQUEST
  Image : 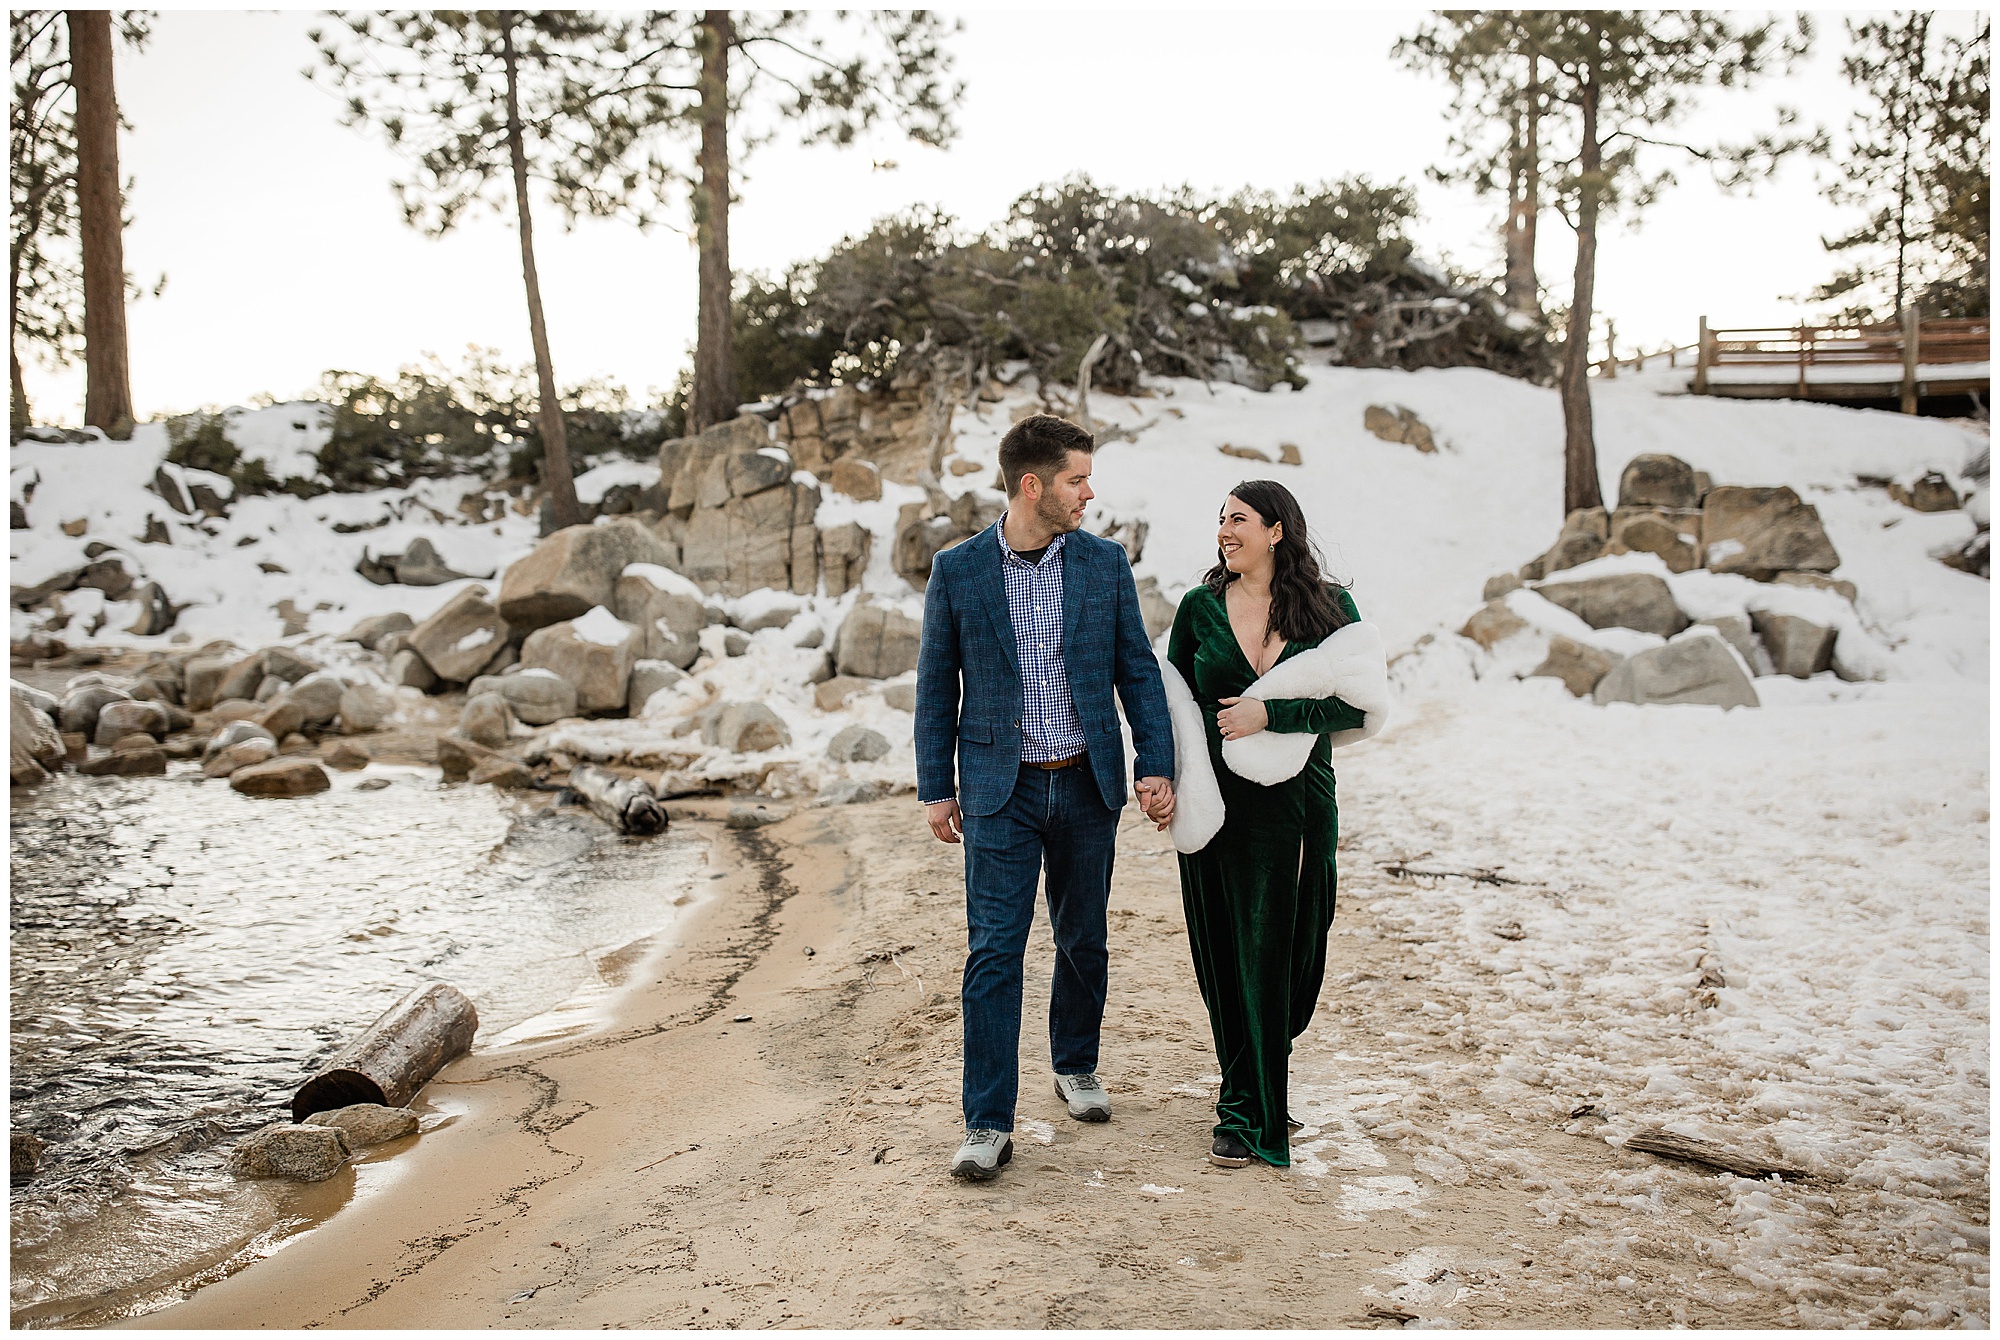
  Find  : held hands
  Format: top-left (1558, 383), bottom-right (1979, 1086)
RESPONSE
top-left (1134, 776), bottom-right (1176, 831)
top-left (925, 798), bottom-right (963, 844)
top-left (1216, 696), bottom-right (1268, 741)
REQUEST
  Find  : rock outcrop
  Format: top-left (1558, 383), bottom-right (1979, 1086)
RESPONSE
top-left (497, 518), bottom-right (676, 634)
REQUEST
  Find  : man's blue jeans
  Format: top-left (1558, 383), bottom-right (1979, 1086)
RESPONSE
top-left (959, 760), bottom-right (1121, 1132)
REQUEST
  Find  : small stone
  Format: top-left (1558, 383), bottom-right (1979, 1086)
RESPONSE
top-left (458, 692), bottom-right (515, 749)
top-left (229, 1123), bottom-right (351, 1182)
top-left (93, 698), bottom-right (170, 747)
top-left (627, 660), bottom-right (686, 716)
top-left (435, 733), bottom-right (509, 782)
top-left (11, 1130), bottom-right (47, 1177)
top-left (470, 756), bottom-right (535, 789)
top-left (229, 757), bottom-right (333, 797)
top-left (322, 739), bottom-right (371, 771)
top-left (337, 611), bottom-right (415, 650)
top-left (355, 776), bottom-right (391, 791)
top-left (203, 719), bottom-right (277, 761)
top-left (209, 698), bottom-right (265, 724)
top-left (705, 702), bottom-right (791, 753)
top-left (829, 457), bottom-right (883, 501)
top-left (58, 684), bottom-right (130, 738)
top-left (818, 778), bottom-right (888, 806)
top-left (303, 1104), bottom-right (419, 1147)
top-left (882, 683), bottom-right (917, 713)
top-left (726, 804), bottom-right (781, 829)
top-left (1616, 453), bottom-right (1699, 510)
top-left (1218, 443), bottom-right (1271, 462)
top-left (1482, 573), bottom-right (1524, 602)
top-left (814, 675), bottom-right (874, 712)
top-left (1459, 598), bottom-right (1530, 650)
top-left (1772, 572), bottom-right (1858, 604)
top-left (1751, 611), bottom-right (1837, 679)
top-left (79, 746), bottom-right (167, 776)
top-left (1527, 635), bottom-right (1619, 697)
top-left (724, 629), bottom-right (752, 657)
top-left (389, 648), bottom-right (437, 691)
top-left (827, 724), bottom-right (890, 763)
top-left (261, 646), bottom-right (321, 685)
top-left (337, 684), bottom-right (388, 734)
top-left (1278, 443), bottom-right (1303, 466)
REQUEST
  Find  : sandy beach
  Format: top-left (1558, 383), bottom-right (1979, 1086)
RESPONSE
top-left (127, 671), bottom-right (1989, 1332)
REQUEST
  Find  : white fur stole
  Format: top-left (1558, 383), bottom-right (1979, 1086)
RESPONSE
top-left (1158, 620), bottom-right (1390, 853)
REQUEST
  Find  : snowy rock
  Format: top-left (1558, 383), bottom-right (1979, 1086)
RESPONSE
top-left (124, 581), bottom-right (179, 636)
top-left (820, 521), bottom-right (872, 598)
top-left (1522, 507), bottom-right (1608, 580)
top-left (1700, 486), bottom-right (1840, 579)
top-left (1751, 611), bottom-right (1836, 680)
top-left (209, 699), bottom-right (264, 724)
top-left (336, 684), bottom-right (388, 734)
top-left (1697, 615), bottom-right (1774, 677)
top-left (285, 671), bottom-right (348, 726)
top-left (388, 648), bottom-right (437, 691)
top-left (58, 684), bottom-right (130, 738)
top-left (827, 725), bottom-right (890, 764)
top-left (1889, 471), bottom-right (1960, 513)
top-left (1458, 598), bottom-right (1530, 650)
top-left (182, 656), bottom-right (234, 711)
top-left (261, 647), bottom-right (321, 685)
top-left (393, 536), bottom-right (476, 586)
top-left (829, 457), bottom-right (882, 501)
top-left (1616, 453), bottom-right (1700, 510)
top-left (468, 669), bottom-right (578, 726)
top-left (229, 1123), bottom-right (349, 1182)
top-left (627, 660), bottom-right (685, 715)
top-left (1482, 572), bottom-right (1523, 602)
top-left (93, 699), bottom-right (170, 747)
top-left (255, 675), bottom-right (286, 704)
top-left (659, 415), bottom-right (771, 515)
top-left (302, 1103), bottom-right (417, 1147)
top-left (1536, 573), bottom-right (1689, 639)
top-left (202, 737), bottom-right (278, 778)
top-left (1607, 507), bottom-right (1701, 574)
top-left (834, 602), bottom-right (922, 680)
top-left (1772, 571), bottom-right (1858, 604)
top-left (882, 683), bottom-right (917, 712)
top-left (337, 611), bottom-right (414, 650)
top-left (1362, 404), bottom-right (1437, 453)
top-left (79, 746), bottom-right (166, 776)
top-left (496, 518), bottom-right (675, 634)
top-left (520, 609), bottom-right (640, 713)
top-left (11, 693), bottom-right (63, 786)
top-left (714, 445), bottom-right (794, 502)
top-left (214, 655), bottom-right (266, 704)
top-left (321, 739), bottom-right (370, 771)
top-left (11, 680), bottom-right (59, 716)
top-left (458, 693), bottom-right (515, 748)
top-left (1134, 576), bottom-right (1175, 641)
top-left (611, 570), bottom-right (704, 668)
top-left (1527, 635), bottom-right (1620, 698)
top-left (679, 477), bottom-right (822, 597)
top-left (703, 702), bottom-right (791, 753)
top-left (814, 675), bottom-right (873, 712)
top-left (229, 757), bottom-right (333, 797)
top-left (405, 584), bottom-right (509, 683)
top-left (203, 719), bottom-right (276, 760)
top-left (796, 626), bottom-right (826, 651)
top-left (730, 592), bottom-right (804, 632)
top-left (723, 629), bottom-right (751, 657)
top-left (1592, 630), bottom-right (1759, 709)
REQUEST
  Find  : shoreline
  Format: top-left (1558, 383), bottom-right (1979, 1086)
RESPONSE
top-left (121, 785), bottom-right (1810, 1330)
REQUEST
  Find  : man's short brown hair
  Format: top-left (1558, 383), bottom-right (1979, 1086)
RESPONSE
top-left (997, 414), bottom-right (1094, 497)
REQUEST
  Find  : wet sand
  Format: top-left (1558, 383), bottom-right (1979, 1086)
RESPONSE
top-left (127, 795), bottom-right (1790, 1330)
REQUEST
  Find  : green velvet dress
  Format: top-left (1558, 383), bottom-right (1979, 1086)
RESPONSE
top-left (1168, 583), bottom-right (1366, 1167)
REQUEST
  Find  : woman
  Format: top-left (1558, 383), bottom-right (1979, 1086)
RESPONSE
top-left (1162, 479), bottom-right (1387, 1168)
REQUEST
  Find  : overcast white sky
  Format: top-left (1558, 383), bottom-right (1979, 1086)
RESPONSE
top-left (19, 6), bottom-right (1974, 424)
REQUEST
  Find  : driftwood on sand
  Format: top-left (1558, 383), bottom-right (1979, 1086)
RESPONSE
top-left (1623, 1126), bottom-right (1810, 1181)
top-left (292, 982), bottom-right (479, 1121)
top-left (569, 762), bottom-right (669, 836)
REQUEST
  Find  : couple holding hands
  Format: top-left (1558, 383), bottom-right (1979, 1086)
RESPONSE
top-left (915, 413), bottom-right (1389, 1179)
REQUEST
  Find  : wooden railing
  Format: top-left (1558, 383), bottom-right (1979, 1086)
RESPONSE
top-left (1692, 312), bottom-right (1990, 411)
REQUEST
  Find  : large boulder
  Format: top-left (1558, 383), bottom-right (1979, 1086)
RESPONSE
top-left (458, 692), bottom-right (515, 748)
top-left (612, 566), bottom-right (705, 668)
top-left (1617, 454), bottom-right (1700, 510)
top-left (1592, 630), bottom-right (1759, 709)
top-left (1697, 614), bottom-right (1774, 677)
top-left (182, 655), bottom-right (235, 712)
top-left (261, 647), bottom-right (321, 685)
top-left (813, 674), bottom-right (874, 712)
top-left (627, 660), bottom-right (685, 715)
top-left (405, 584), bottom-right (510, 683)
top-left (820, 521), bottom-right (872, 598)
top-left (1527, 635), bottom-right (1620, 698)
top-left (1607, 507), bottom-right (1701, 574)
top-left (285, 671), bottom-right (348, 727)
top-left (827, 724), bottom-right (890, 763)
top-left (659, 415), bottom-right (772, 516)
top-left (1536, 573), bottom-right (1689, 639)
top-left (337, 611), bottom-right (414, 650)
top-left (229, 1123), bottom-right (350, 1182)
top-left (229, 757), bottom-right (333, 797)
top-left (336, 684), bottom-right (388, 734)
top-left (829, 457), bottom-right (882, 501)
top-left (496, 518), bottom-right (676, 634)
top-left (1522, 507), bottom-right (1609, 580)
top-left (678, 478), bottom-right (822, 597)
top-left (202, 737), bottom-right (278, 778)
top-left (93, 699), bottom-right (171, 747)
top-left (79, 746), bottom-right (167, 776)
top-left (11, 692), bottom-right (63, 785)
top-left (59, 684), bottom-right (130, 738)
top-left (1751, 611), bottom-right (1836, 679)
top-left (303, 1104), bottom-right (418, 1148)
top-left (214, 655), bottom-right (266, 705)
top-left (834, 602), bottom-right (922, 680)
top-left (519, 607), bottom-right (641, 713)
top-left (467, 668), bottom-right (578, 725)
top-left (1700, 486), bottom-right (1840, 579)
top-left (203, 719), bottom-right (277, 760)
top-left (702, 701), bottom-right (791, 753)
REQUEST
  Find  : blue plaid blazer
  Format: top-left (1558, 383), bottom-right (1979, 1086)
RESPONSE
top-left (915, 522), bottom-right (1174, 817)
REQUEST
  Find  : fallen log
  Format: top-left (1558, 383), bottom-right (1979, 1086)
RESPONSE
top-left (292, 982), bottom-right (478, 1121)
top-left (1622, 1126), bottom-right (1808, 1181)
top-left (568, 762), bottom-right (668, 836)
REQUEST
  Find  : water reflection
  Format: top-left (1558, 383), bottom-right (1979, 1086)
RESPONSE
top-left (10, 763), bottom-right (703, 1326)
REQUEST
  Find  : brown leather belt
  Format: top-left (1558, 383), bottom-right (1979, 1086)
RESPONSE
top-left (1026, 753), bottom-right (1086, 771)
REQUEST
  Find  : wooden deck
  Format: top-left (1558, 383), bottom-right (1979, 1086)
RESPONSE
top-left (1689, 314), bottom-right (1989, 411)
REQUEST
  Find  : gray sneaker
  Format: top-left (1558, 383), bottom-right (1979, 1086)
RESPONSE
top-left (950, 1127), bottom-right (1013, 1181)
top-left (1054, 1072), bottom-right (1111, 1122)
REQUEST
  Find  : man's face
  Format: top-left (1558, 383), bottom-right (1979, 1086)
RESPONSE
top-left (1029, 449), bottom-right (1094, 534)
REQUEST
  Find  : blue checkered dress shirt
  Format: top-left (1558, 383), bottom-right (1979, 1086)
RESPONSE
top-left (999, 515), bottom-right (1087, 763)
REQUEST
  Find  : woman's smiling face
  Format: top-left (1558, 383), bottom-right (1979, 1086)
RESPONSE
top-left (1217, 494), bottom-right (1280, 574)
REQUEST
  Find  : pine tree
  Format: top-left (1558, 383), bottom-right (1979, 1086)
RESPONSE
top-left (309, 11), bottom-right (685, 530)
top-left (1813, 15), bottom-right (1990, 321)
top-left (1409, 11), bottom-right (1812, 515)
top-left (9, 10), bottom-right (147, 435)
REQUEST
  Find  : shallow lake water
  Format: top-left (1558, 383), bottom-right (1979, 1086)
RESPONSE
top-left (9, 762), bottom-right (707, 1327)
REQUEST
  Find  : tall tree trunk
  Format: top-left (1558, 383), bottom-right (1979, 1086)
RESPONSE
top-left (1558, 67), bottom-right (1604, 516)
top-left (68, 10), bottom-right (133, 439)
top-left (500, 14), bottom-right (582, 533)
top-left (1504, 51), bottom-right (1542, 316)
top-left (10, 343), bottom-right (28, 435)
top-left (690, 10), bottom-right (735, 431)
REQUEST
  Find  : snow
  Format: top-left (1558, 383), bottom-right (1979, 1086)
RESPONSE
top-left (571, 457), bottom-right (659, 505)
top-left (452, 626), bottom-right (496, 654)
top-left (570, 606), bottom-right (632, 647)
top-left (622, 562), bottom-right (703, 601)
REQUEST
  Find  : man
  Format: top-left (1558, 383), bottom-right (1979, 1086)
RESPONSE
top-left (915, 412), bottom-right (1178, 1182)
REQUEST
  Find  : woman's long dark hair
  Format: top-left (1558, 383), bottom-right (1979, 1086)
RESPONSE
top-left (1203, 479), bottom-right (1352, 644)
